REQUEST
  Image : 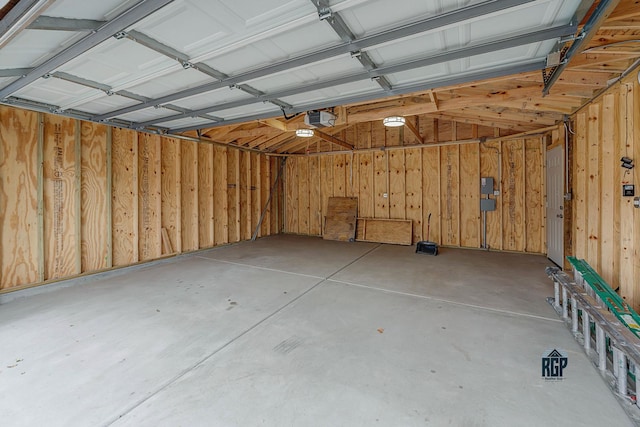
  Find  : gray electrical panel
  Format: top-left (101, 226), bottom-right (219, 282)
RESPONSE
top-left (480, 177), bottom-right (494, 195)
top-left (480, 198), bottom-right (496, 212)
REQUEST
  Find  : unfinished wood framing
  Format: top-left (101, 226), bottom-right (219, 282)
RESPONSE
top-left (0, 106), bottom-right (281, 292)
top-left (569, 72), bottom-right (640, 310)
top-left (285, 127), bottom-right (545, 253)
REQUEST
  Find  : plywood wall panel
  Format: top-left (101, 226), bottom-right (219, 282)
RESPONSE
top-left (161, 137), bottom-right (181, 254)
top-left (43, 115), bottom-right (78, 280)
top-left (501, 140), bottom-right (525, 252)
top-left (586, 103), bottom-right (602, 270)
top-left (239, 151), bottom-right (250, 241)
top-left (308, 156), bottom-right (321, 235)
top-left (111, 128), bottom-right (138, 267)
top-left (298, 156), bottom-right (310, 235)
top-left (260, 154), bottom-right (271, 237)
top-left (440, 145), bottom-right (460, 246)
top-left (80, 122), bottom-right (108, 271)
top-left (573, 112), bottom-right (587, 260)
top-left (358, 153), bottom-right (374, 218)
top-left (227, 149), bottom-right (240, 242)
top-left (479, 142), bottom-right (502, 250)
top-left (333, 154), bottom-right (346, 197)
top-left (405, 148), bottom-right (422, 243)
top-left (198, 143), bottom-right (214, 248)
top-left (374, 151), bottom-right (389, 218)
top-left (422, 147), bottom-right (440, 243)
top-left (599, 94), bottom-right (617, 286)
top-left (525, 139), bottom-right (544, 253)
top-left (251, 153), bottom-right (261, 238)
top-left (138, 134), bottom-right (162, 261)
top-left (181, 140), bottom-right (198, 252)
top-left (285, 156), bottom-right (298, 233)
top-left (389, 150), bottom-right (405, 219)
top-left (459, 143), bottom-right (480, 248)
top-left (320, 155), bottom-right (333, 233)
top-left (0, 107), bottom-right (39, 289)
top-left (213, 145), bottom-right (228, 245)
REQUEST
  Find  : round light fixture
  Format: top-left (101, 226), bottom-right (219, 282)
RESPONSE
top-left (383, 116), bottom-right (406, 127)
top-left (296, 129), bottom-right (315, 137)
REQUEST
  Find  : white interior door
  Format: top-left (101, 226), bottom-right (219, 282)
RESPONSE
top-left (546, 146), bottom-right (564, 266)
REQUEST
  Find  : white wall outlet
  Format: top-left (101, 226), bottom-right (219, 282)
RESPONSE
top-left (494, 190), bottom-right (500, 196)
top-left (383, 193), bottom-right (388, 198)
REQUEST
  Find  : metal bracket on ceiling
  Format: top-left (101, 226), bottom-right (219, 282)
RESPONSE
top-left (318, 7), bottom-right (332, 21)
top-left (350, 51), bottom-right (362, 59)
top-left (113, 31), bottom-right (127, 40)
top-left (181, 61), bottom-right (194, 70)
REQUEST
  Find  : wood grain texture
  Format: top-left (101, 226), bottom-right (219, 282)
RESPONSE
top-left (333, 153), bottom-right (346, 197)
top-left (285, 156), bottom-right (298, 233)
top-left (356, 218), bottom-right (412, 245)
top-left (389, 149), bottom-right (405, 220)
top-left (587, 103), bottom-right (602, 270)
top-left (111, 128), bottom-right (138, 266)
top-left (138, 134), bottom-right (162, 261)
top-left (524, 138), bottom-right (544, 254)
top-left (459, 143), bottom-right (480, 248)
top-left (80, 121), bottom-right (108, 271)
top-left (297, 156), bottom-right (310, 235)
top-left (440, 145), bottom-right (460, 246)
top-left (227, 148), bottom-right (240, 242)
top-left (213, 145), bottom-right (228, 245)
top-left (374, 151), bottom-right (388, 218)
top-left (0, 107), bottom-right (39, 289)
top-left (251, 153), bottom-right (261, 238)
top-left (574, 112), bottom-right (587, 260)
top-left (357, 153), bottom-right (374, 218)
top-left (405, 148), bottom-right (422, 243)
top-left (43, 115), bottom-right (77, 280)
top-left (422, 147), bottom-right (440, 243)
top-left (161, 137), bottom-right (181, 254)
top-left (181, 140), bottom-right (199, 251)
top-left (308, 156), bottom-right (321, 236)
top-left (480, 141), bottom-right (502, 250)
top-left (501, 140), bottom-right (524, 252)
top-left (198, 143), bottom-right (214, 248)
top-left (320, 155), bottom-right (333, 234)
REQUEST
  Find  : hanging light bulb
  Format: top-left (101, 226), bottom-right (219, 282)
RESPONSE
top-left (382, 116), bottom-right (406, 127)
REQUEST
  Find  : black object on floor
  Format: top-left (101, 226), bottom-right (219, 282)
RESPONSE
top-left (416, 213), bottom-right (438, 256)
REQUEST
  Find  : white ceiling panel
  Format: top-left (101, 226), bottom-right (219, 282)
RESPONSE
top-left (72, 96), bottom-right (142, 115)
top-left (13, 77), bottom-right (100, 108)
top-left (0, 29), bottom-right (84, 68)
top-left (212, 102), bottom-right (281, 121)
top-left (172, 87), bottom-right (255, 111)
top-left (116, 107), bottom-right (187, 124)
top-left (58, 38), bottom-right (177, 87)
top-left (44, 0), bottom-right (136, 20)
top-left (278, 79), bottom-right (381, 106)
top-left (0, 0), bottom-right (593, 132)
top-left (125, 68), bottom-right (213, 99)
top-left (246, 55), bottom-right (366, 93)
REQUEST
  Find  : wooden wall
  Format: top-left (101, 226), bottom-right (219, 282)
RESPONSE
top-left (0, 106), bottom-right (282, 292)
top-left (285, 120), bottom-right (546, 253)
top-left (569, 71), bottom-right (640, 310)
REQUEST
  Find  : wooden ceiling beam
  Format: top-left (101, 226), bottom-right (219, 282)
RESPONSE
top-left (314, 129), bottom-right (354, 150)
top-left (404, 119), bottom-right (424, 143)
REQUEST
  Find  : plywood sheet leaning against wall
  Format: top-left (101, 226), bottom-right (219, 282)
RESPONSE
top-left (285, 133), bottom-right (545, 254)
top-left (0, 105), bottom-right (280, 292)
top-left (570, 71), bottom-right (640, 311)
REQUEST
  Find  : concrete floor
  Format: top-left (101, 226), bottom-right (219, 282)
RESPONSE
top-left (0, 235), bottom-right (633, 426)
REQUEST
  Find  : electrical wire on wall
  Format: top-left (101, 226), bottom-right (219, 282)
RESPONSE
top-left (564, 118), bottom-right (574, 199)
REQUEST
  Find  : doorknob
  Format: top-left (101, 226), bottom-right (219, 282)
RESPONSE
top-left (557, 214), bottom-right (563, 219)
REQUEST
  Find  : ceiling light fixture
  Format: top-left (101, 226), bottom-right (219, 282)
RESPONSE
top-left (296, 129), bottom-right (314, 137)
top-left (383, 116), bottom-right (406, 127)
